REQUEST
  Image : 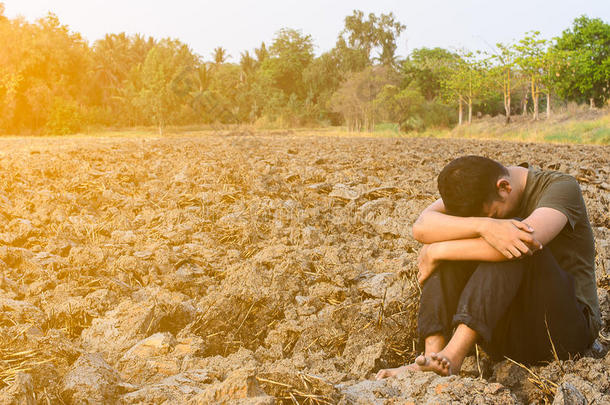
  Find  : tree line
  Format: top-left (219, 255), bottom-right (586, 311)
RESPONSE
top-left (0, 4), bottom-right (608, 135)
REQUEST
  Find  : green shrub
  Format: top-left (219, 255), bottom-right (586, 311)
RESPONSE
top-left (374, 122), bottom-right (399, 133)
top-left (46, 98), bottom-right (83, 135)
top-left (400, 116), bottom-right (425, 132)
top-left (421, 100), bottom-right (457, 128)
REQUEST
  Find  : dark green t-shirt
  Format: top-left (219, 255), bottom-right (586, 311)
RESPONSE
top-left (516, 168), bottom-right (600, 335)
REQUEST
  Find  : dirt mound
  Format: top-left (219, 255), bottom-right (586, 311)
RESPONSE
top-left (0, 133), bottom-right (608, 403)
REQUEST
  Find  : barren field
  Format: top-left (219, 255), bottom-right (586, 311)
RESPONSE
top-left (0, 132), bottom-right (609, 404)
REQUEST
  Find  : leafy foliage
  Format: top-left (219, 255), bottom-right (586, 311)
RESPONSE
top-left (0, 4), bottom-right (607, 135)
top-left (553, 16), bottom-right (610, 106)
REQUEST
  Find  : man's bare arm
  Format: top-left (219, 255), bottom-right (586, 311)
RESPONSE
top-left (521, 207), bottom-right (568, 246)
top-left (430, 237), bottom-right (509, 262)
top-left (418, 238), bottom-right (507, 283)
top-left (417, 207), bottom-right (569, 284)
top-left (412, 199), bottom-right (487, 243)
top-left (412, 199), bottom-right (538, 259)
top-left (431, 207), bottom-right (566, 260)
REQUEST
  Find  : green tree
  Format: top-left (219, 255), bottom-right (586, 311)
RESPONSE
top-left (302, 51), bottom-right (344, 123)
top-left (90, 33), bottom-right (156, 125)
top-left (401, 47), bottom-right (461, 101)
top-left (339, 10), bottom-right (405, 67)
top-left (487, 42), bottom-right (517, 123)
top-left (254, 42), bottom-right (269, 63)
top-left (540, 47), bottom-right (566, 118)
top-left (240, 51), bottom-right (257, 77)
top-left (441, 51), bottom-right (487, 125)
top-left (0, 11), bottom-right (91, 134)
top-left (135, 39), bottom-right (199, 134)
top-left (332, 36), bottom-right (370, 73)
top-left (553, 15), bottom-right (610, 107)
top-left (329, 66), bottom-right (397, 131)
top-left (515, 31), bottom-right (548, 120)
top-left (373, 82), bottom-right (425, 131)
top-left (212, 46), bottom-right (230, 65)
top-left (260, 28), bottom-right (314, 98)
top-left (375, 12), bottom-right (406, 66)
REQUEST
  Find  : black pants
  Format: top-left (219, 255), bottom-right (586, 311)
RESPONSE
top-left (418, 248), bottom-right (595, 363)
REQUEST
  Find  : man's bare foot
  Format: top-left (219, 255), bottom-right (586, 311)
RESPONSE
top-left (413, 352), bottom-right (453, 376)
top-left (375, 352), bottom-right (454, 380)
top-left (375, 363), bottom-right (419, 380)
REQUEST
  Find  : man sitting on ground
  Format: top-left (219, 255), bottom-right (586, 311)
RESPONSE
top-left (376, 155), bottom-right (600, 378)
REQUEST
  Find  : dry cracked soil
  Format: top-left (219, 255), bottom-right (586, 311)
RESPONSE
top-left (0, 131), bottom-right (608, 404)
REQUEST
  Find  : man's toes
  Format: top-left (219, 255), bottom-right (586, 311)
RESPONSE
top-left (431, 353), bottom-right (444, 366)
top-left (376, 369), bottom-right (390, 380)
top-left (415, 355), bottom-right (427, 366)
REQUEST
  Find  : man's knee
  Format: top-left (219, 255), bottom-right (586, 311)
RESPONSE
top-left (476, 259), bottom-right (524, 273)
top-left (472, 259), bottom-right (526, 287)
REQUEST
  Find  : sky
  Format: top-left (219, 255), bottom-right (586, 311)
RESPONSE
top-left (4, 1), bottom-right (610, 61)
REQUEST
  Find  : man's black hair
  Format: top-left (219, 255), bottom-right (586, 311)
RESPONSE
top-left (437, 155), bottom-right (509, 217)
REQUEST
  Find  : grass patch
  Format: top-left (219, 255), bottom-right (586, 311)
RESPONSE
top-left (543, 117), bottom-right (610, 144)
top-left (374, 122), bottom-right (400, 134)
top-left (11, 111), bottom-right (607, 146)
top-left (439, 112), bottom-right (610, 145)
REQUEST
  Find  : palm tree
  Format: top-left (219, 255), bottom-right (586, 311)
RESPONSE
top-left (212, 47), bottom-right (230, 65)
top-left (254, 42), bottom-right (269, 63)
top-left (240, 51), bottom-right (256, 77)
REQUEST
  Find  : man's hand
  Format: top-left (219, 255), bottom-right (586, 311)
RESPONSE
top-left (479, 218), bottom-right (542, 259)
top-left (417, 244), bottom-right (439, 284)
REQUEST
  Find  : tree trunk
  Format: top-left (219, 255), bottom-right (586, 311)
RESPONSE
top-left (158, 115), bottom-right (164, 136)
top-left (546, 92), bottom-right (551, 119)
top-left (522, 87), bottom-right (529, 116)
top-left (458, 99), bottom-right (463, 125)
top-left (505, 70), bottom-right (511, 124)
top-left (468, 99), bottom-right (472, 124)
top-left (590, 98), bottom-right (595, 110)
top-left (531, 78), bottom-right (538, 121)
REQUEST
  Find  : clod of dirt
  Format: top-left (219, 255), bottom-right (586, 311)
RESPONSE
top-left (122, 332), bottom-right (177, 359)
top-left (338, 371), bottom-right (517, 404)
top-left (190, 368), bottom-right (272, 404)
top-left (111, 230), bottom-right (137, 245)
top-left (357, 272), bottom-right (396, 298)
top-left (80, 299), bottom-right (165, 361)
top-left (329, 184), bottom-right (361, 201)
top-left (120, 369), bottom-right (211, 404)
top-left (0, 297), bottom-right (46, 326)
top-left (552, 381), bottom-right (587, 405)
top-left (349, 341), bottom-right (385, 378)
top-left (118, 333), bottom-right (181, 385)
top-left (61, 353), bottom-right (128, 404)
top-left (0, 373), bottom-right (35, 405)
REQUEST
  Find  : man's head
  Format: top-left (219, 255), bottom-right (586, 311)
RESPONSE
top-left (438, 155), bottom-right (513, 218)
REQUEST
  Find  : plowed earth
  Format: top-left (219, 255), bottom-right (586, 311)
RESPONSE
top-left (0, 132), bottom-right (608, 404)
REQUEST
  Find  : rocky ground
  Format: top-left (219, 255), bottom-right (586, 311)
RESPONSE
top-left (0, 131), bottom-right (608, 404)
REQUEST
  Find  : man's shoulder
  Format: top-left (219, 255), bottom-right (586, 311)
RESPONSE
top-left (529, 168), bottom-right (580, 192)
top-left (519, 168), bottom-right (585, 221)
top-left (532, 167), bottom-right (575, 180)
